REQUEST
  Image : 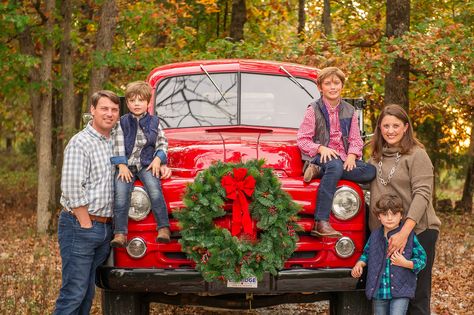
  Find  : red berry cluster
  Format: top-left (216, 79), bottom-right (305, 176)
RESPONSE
top-left (287, 224), bottom-right (295, 237)
top-left (268, 206), bottom-right (277, 215)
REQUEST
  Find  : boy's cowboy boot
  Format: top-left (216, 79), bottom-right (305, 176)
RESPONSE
top-left (110, 234), bottom-right (127, 248)
top-left (303, 164), bottom-right (321, 183)
top-left (310, 221), bottom-right (342, 238)
top-left (156, 227), bottom-right (171, 243)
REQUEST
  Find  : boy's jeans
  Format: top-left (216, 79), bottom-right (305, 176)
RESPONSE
top-left (373, 298), bottom-right (410, 315)
top-left (114, 166), bottom-right (169, 234)
top-left (312, 155), bottom-right (376, 221)
top-left (54, 211), bottom-right (112, 315)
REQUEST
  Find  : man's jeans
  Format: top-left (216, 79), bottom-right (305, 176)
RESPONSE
top-left (312, 155), bottom-right (376, 221)
top-left (114, 167), bottom-right (169, 234)
top-left (54, 211), bottom-right (112, 315)
top-left (373, 298), bottom-right (410, 315)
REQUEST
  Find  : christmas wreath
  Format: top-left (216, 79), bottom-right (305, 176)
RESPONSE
top-left (174, 159), bottom-right (300, 282)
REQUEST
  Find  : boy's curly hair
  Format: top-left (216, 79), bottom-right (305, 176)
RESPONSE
top-left (374, 193), bottom-right (405, 216)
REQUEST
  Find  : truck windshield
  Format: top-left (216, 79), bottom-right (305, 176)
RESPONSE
top-left (155, 72), bottom-right (319, 129)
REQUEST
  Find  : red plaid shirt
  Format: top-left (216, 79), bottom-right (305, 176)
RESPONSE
top-left (297, 98), bottom-right (363, 161)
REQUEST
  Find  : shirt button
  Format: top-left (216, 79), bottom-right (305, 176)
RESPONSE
top-left (391, 286), bottom-right (394, 289)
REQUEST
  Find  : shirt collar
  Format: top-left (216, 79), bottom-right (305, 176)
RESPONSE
top-left (132, 112), bottom-right (147, 120)
top-left (322, 97), bottom-right (340, 113)
top-left (86, 121), bottom-right (112, 140)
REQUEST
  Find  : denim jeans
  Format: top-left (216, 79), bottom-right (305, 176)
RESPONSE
top-left (114, 166), bottom-right (169, 234)
top-left (54, 211), bottom-right (112, 315)
top-left (312, 155), bottom-right (376, 221)
top-left (373, 298), bottom-right (410, 315)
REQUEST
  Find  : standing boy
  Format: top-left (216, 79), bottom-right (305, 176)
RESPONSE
top-left (297, 67), bottom-right (376, 237)
top-left (54, 90), bottom-right (120, 314)
top-left (351, 194), bottom-right (427, 315)
top-left (110, 81), bottom-right (171, 247)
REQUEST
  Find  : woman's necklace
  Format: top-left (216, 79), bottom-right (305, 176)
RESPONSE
top-left (377, 152), bottom-right (401, 186)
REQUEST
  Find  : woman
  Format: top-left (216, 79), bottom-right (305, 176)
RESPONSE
top-left (369, 104), bottom-right (441, 315)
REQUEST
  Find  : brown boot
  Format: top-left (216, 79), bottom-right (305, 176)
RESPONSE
top-left (110, 234), bottom-right (127, 248)
top-left (156, 227), bottom-right (171, 243)
top-left (303, 164), bottom-right (321, 183)
top-left (310, 221), bottom-right (342, 238)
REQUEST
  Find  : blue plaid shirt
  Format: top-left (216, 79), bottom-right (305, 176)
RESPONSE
top-left (360, 235), bottom-right (426, 300)
top-left (60, 123), bottom-right (115, 217)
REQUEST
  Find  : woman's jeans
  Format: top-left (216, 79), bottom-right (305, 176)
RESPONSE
top-left (312, 155), bottom-right (376, 221)
top-left (54, 211), bottom-right (112, 315)
top-left (373, 298), bottom-right (410, 315)
top-left (114, 166), bottom-right (169, 234)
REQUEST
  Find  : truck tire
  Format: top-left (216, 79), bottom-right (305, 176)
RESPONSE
top-left (329, 291), bottom-right (371, 315)
top-left (101, 290), bottom-right (149, 315)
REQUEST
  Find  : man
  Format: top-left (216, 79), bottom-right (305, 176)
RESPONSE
top-left (297, 67), bottom-right (376, 238)
top-left (54, 90), bottom-right (120, 314)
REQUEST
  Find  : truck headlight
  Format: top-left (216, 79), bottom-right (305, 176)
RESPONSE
top-left (332, 186), bottom-right (360, 220)
top-left (126, 237), bottom-right (147, 258)
top-left (128, 186), bottom-right (151, 221)
top-left (335, 237), bottom-right (355, 258)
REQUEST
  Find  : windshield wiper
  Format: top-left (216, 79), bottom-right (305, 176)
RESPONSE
top-left (200, 64), bottom-right (228, 103)
top-left (279, 66), bottom-right (314, 99)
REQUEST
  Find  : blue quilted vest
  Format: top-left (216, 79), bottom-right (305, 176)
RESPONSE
top-left (301, 97), bottom-right (354, 162)
top-left (365, 224), bottom-right (417, 300)
top-left (120, 113), bottom-right (159, 168)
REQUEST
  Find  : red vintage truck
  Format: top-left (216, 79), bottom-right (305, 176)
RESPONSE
top-left (97, 59), bottom-right (370, 314)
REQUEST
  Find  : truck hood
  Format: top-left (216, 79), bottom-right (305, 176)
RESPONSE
top-left (167, 126), bottom-right (303, 178)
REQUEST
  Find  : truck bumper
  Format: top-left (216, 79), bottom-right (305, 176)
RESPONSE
top-left (96, 266), bottom-right (361, 294)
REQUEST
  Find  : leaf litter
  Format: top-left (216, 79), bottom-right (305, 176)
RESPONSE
top-left (0, 210), bottom-right (472, 314)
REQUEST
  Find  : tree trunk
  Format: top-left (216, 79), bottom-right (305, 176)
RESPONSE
top-left (297, 0), bottom-right (305, 37)
top-left (49, 0), bottom-right (76, 229)
top-left (459, 115), bottom-right (474, 213)
top-left (224, 0), bottom-right (229, 32)
top-left (384, 0), bottom-right (410, 111)
top-left (322, 0), bottom-right (332, 37)
top-left (229, 0), bottom-right (246, 41)
top-left (61, 0), bottom-right (75, 139)
top-left (18, 27), bottom-right (41, 154)
top-left (36, 0), bottom-right (55, 233)
top-left (87, 0), bottom-right (118, 103)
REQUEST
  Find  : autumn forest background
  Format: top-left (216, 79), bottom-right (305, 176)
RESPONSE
top-left (0, 0), bottom-right (473, 313)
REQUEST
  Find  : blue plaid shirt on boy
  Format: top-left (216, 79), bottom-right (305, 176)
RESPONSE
top-left (359, 235), bottom-right (426, 300)
top-left (60, 122), bottom-right (115, 217)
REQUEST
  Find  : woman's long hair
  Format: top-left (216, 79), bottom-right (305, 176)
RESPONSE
top-left (371, 104), bottom-right (424, 162)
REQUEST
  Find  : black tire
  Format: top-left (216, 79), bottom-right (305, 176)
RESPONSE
top-left (329, 291), bottom-right (371, 315)
top-left (101, 290), bottom-right (149, 315)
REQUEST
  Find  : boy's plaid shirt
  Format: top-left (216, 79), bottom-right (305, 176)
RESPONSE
top-left (112, 113), bottom-right (168, 170)
top-left (359, 235), bottom-right (427, 300)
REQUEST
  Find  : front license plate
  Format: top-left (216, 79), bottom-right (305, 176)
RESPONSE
top-left (227, 277), bottom-right (258, 288)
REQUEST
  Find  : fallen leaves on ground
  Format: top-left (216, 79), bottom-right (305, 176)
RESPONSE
top-left (0, 210), bottom-right (472, 314)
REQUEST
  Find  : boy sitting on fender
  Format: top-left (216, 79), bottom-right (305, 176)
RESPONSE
top-left (297, 67), bottom-right (376, 238)
top-left (110, 81), bottom-right (172, 247)
top-left (351, 194), bottom-right (427, 315)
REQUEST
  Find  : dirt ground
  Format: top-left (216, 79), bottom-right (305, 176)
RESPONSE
top-left (0, 210), bottom-right (472, 314)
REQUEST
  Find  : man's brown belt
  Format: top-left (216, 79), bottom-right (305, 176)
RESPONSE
top-left (65, 210), bottom-right (112, 224)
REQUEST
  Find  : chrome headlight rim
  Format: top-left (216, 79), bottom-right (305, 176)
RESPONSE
top-left (335, 236), bottom-right (355, 258)
top-left (126, 237), bottom-right (147, 259)
top-left (128, 186), bottom-right (151, 221)
top-left (331, 186), bottom-right (361, 220)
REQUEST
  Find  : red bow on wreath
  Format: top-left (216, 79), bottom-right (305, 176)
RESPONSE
top-left (221, 168), bottom-right (256, 237)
